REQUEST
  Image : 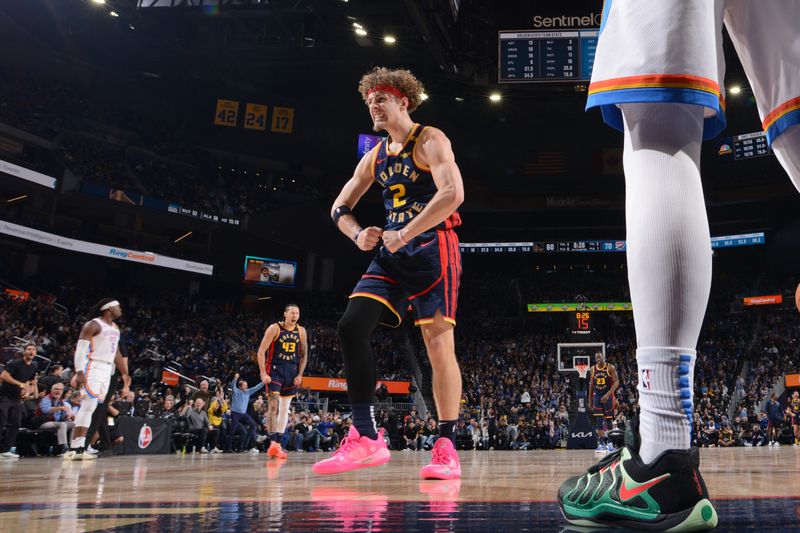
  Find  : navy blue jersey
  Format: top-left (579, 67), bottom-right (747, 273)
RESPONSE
top-left (592, 364), bottom-right (612, 395)
top-left (371, 123), bottom-right (461, 231)
top-left (267, 323), bottom-right (301, 366)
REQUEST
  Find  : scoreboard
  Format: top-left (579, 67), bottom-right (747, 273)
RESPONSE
top-left (733, 132), bottom-right (771, 160)
top-left (460, 232), bottom-right (765, 254)
top-left (460, 240), bottom-right (625, 254)
top-left (569, 311), bottom-right (594, 336)
top-left (499, 29), bottom-right (598, 83)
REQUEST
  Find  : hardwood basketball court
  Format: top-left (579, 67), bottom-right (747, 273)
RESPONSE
top-left (1, 447), bottom-right (798, 531)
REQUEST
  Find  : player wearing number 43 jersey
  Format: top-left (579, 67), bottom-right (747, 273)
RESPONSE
top-left (314, 67), bottom-right (464, 480)
top-left (257, 304), bottom-right (308, 460)
top-left (561, 1), bottom-right (800, 530)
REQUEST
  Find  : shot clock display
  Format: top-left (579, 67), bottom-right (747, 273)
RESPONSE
top-left (570, 311), bottom-right (593, 336)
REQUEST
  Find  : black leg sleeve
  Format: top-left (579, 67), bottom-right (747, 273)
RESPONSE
top-left (337, 297), bottom-right (388, 405)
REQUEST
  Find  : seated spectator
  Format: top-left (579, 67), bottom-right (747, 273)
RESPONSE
top-left (181, 398), bottom-right (218, 453)
top-left (422, 418), bottom-right (438, 450)
top-left (403, 421), bottom-right (419, 451)
top-left (315, 413), bottom-right (339, 452)
top-left (35, 382), bottom-right (75, 455)
top-left (701, 416), bottom-right (719, 447)
top-left (291, 415), bottom-right (311, 451)
top-left (718, 423), bottom-right (736, 447)
top-left (154, 395), bottom-right (179, 420)
top-left (751, 424), bottom-right (768, 447)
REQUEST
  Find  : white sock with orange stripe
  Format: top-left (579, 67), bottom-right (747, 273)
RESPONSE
top-left (621, 103), bottom-right (711, 464)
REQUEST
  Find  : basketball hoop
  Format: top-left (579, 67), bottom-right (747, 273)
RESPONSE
top-left (575, 362), bottom-right (589, 380)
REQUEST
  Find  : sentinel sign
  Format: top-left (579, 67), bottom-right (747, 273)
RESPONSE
top-left (532, 13), bottom-right (602, 28)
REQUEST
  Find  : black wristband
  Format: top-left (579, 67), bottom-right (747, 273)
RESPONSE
top-left (332, 205), bottom-right (352, 226)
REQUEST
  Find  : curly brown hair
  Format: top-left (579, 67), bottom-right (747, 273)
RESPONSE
top-left (358, 67), bottom-right (426, 113)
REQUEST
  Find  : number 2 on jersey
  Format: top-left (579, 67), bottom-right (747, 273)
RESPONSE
top-left (389, 184), bottom-right (407, 208)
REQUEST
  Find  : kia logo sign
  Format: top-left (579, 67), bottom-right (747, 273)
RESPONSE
top-left (138, 424), bottom-right (153, 449)
top-left (571, 432), bottom-right (593, 438)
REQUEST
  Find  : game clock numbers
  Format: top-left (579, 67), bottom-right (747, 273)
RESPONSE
top-left (570, 312), bottom-right (593, 336)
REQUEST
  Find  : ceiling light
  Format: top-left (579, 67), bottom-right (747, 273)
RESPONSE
top-left (384, 35), bottom-right (396, 44)
top-left (352, 22), bottom-right (363, 29)
top-left (455, 96), bottom-right (464, 102)
top-left (489, 92), bottom-right (502, 102)
top-left (355, 28), bottom-right (367, 37)
top-left (729, 85), bottom-right (742, 95)
top-left (420, 92), bottom-right (429, 101)
top-left (109, 10), bottom-right (119, 17)
top-left (91, 0), bottom-right (106, 4)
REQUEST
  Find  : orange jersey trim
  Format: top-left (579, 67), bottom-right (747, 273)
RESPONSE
top-left (411, 126), bottom-right (432, 172)
top-left (589, 74), bottom-right (725, 109)
top-left (385, 123), bottom-right (420, 156)
top-left (762, 96), bottom-right (800, 131)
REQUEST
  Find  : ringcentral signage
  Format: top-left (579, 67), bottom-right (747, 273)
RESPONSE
top-left (0, 220), bottom-right (214, 275)
top-left (532, 13), bottom-right (602, 28)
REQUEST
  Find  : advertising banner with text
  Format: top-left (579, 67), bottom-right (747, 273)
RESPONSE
top-left (302, 376), bottom-right (410, 395)
top-left (0, 220), bottom-right (214, 275)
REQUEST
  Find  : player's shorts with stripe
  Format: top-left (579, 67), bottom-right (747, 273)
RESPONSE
top-left (350, 228), bottom-right (461, 327)
top-left (593, 392), bottom-right (615, 418)
top-left (587, 0), bottom-right (800, 144)
top-left (269, 363), bottom-right (299, 396)
top-left (83, 359), bottom-right (113, 400)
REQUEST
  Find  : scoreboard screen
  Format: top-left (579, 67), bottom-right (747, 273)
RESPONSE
top-left (499, 29), bottom-right (597, 83)
top-left (460, 240), bottom-right (625, 254)
top-left (569, 312), bottom-right (593, 336)
top-left (243, 256), bottom-right (297, 288)
top-left (460, 232), bottom-right (765, 254)
top-left (733, 132), bottom-right (771, 160)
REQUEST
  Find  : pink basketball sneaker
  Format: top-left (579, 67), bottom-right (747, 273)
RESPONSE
top-left (312, 427), bottom-right (391, 475)
top-left (419, 437), bottom-right (461, 480)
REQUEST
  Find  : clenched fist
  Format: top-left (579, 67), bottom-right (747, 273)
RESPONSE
top-left (356, 226), bottom-right (383, 251)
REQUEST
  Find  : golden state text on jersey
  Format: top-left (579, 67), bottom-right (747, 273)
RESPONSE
top-left (269, 324), bottom-right (301, 365)
top-left (371, 123), bottom-right (461, 231)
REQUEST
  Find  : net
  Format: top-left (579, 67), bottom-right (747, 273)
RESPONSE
top-left (575, 362), bottom-right (589, 380)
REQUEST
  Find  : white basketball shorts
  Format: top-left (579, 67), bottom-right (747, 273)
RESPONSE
top-left (587, 0), bottom-right (800, 145)
top-left (83, 359), bottom-right (113, 401)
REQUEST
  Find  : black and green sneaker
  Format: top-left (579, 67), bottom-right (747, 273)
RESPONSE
top-left (558, 419), bottom-right (718, 531)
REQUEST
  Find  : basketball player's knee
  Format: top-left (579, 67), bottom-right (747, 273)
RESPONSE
top-left (337, 313), bottom-right (360, 344)
top-left (74, 397), bottom-right (99, 427)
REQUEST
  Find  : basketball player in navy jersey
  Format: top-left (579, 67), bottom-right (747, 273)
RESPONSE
top-left (789, 391), bottom-right (800, 446)
top-left (257, 304), bottom-right (308, 460)
top-left (314, 67), bottom-right (464, 479)
top-left (587, 352), bottom-right (619, 453)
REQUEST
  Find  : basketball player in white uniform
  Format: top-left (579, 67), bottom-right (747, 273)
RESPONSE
top-left (64, 298), bottom-right (131, 460)
top-left (559, 2), bottom-right (800, 530)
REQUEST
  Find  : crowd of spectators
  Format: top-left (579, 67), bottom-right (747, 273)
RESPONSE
top-left (1, 262), bottom-right (799, 456)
